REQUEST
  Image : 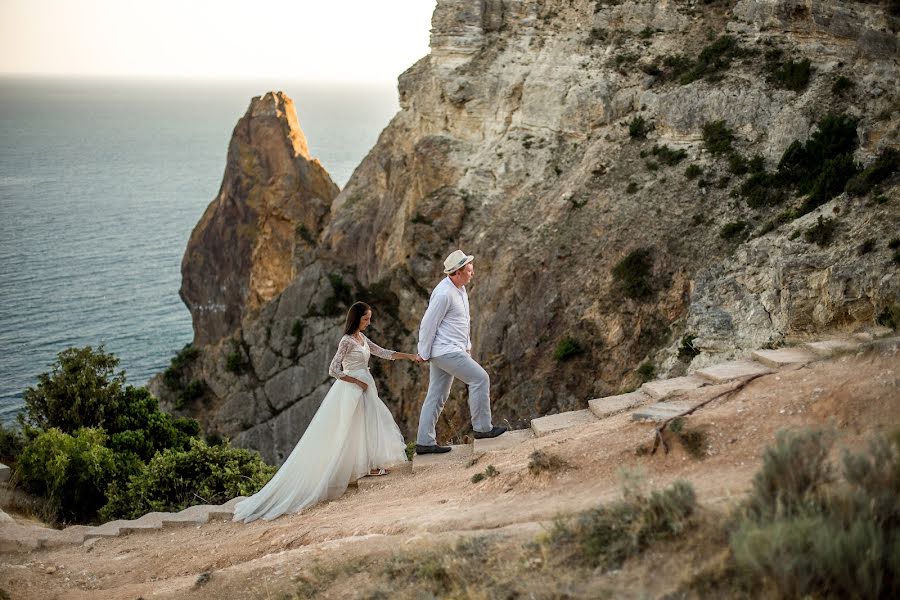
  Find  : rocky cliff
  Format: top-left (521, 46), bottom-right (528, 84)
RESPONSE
top-left (179, 91), bottom-right (339, 347)
top-left (152, 0), bottom-right (899, 464)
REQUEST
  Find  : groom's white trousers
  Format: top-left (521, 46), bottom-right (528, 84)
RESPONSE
top-left (417, 351), bottom-right (493, 446)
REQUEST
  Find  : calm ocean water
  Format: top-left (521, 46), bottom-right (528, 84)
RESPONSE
top-left (0, 76), bottom-right (399, 424)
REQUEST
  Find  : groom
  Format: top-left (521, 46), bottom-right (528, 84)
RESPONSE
top-left (415, 250), bottom-right (507, 454)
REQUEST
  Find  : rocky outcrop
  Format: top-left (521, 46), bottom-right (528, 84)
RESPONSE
top-left (160, 0), bottom-right (899, 464)
top-left (179, 92), bottom-right (339, 346)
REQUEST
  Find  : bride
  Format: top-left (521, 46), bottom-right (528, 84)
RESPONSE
top-left (233, 301), bottom-right (420, 523)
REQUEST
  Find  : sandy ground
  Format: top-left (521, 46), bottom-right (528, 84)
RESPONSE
top-left (1, 342), bottom-right (898, 599)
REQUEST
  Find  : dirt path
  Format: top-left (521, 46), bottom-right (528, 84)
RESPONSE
top-left (2, 345), bottom-right (898, 599)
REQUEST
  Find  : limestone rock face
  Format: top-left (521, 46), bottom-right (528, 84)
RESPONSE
top-left (157, 1), bottom-right (899, 464)
top-left (179, 92), bottom-right (339, 346)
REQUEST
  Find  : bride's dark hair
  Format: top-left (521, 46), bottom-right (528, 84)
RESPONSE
top-left (344, 302), bottom-right (371, 335)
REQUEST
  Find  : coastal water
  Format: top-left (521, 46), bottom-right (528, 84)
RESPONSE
top-left (0, 76), bottom-right (399, 423)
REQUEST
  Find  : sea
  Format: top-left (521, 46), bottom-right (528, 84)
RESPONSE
top-left (0, 76), bottom-right (400, 424)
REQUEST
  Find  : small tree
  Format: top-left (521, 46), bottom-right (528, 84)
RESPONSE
top-left (21, 346), bottom-right (126, 433)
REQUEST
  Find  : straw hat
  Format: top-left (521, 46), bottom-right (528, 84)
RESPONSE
top-left (443, 249), bottom-right (474, 274)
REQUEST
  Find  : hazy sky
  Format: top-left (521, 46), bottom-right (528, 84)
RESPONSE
top-left (0, 0), bottom-right (437, 82)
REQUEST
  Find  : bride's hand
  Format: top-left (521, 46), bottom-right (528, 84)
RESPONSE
top-left (356, 381), bottom-right (368, 392)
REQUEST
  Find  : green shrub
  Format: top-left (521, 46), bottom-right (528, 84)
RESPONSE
top-left (554, 337), bottom-right (585, 362)
top-left (730, 429), bottom-right (900, 599)
top-left (744, 428), bottom-right (834, 522)
top-left (637, 362), bottom-right (656, 381)
top-left (832, 75), bottom-right (855, 95)
top-left (100, 438), bottom-right (275, 520)
top-left (175, 379), bottom-right (207, 410)
top-left (0, 422), bottom-right (24, 463)
top-left (612, 248), bottom-right (654, 300)
top-left (803, 215), bottom-right (838, 247)
top-left (471, 464), bottom-right (499, 484)
top-left (779, 114), bottom-right (859, 214)
top-left (661, 54), bottom-right (694, 81)
top-left (720, 220), bottom-right (749, 241)
top-left (703, 120), bottom-right (735, 156)
top-left (767, 58), bottom-right (812, 92)
top-left (685, 164), bottom-right (703, 180)
top-left (801, 154), bottom-right (860, 214)
top-left (628, 116), bottom-right (652, 140)
top-left (650, 144), bottom-right (687, 166)
top-left (677, 334), bottom-right (700, 361)
top-left (21, 346), bottom-right (126, 433)
top-left (741, 169), bottom-right (790, 209)
top-left (16, 427), bottom-right (117, 523)
top-left (626, 181), bottom-right (639, 194)
top-left (845, 148), bottom-right (899, 197)
top-left (225, 346), bottom-right (250, 375)
top-left (163, 344), bottom-right (200, 390)
top-left (680, 36), bottom-right (746, 84)
top-left (546, 479), bottom-right (696, 569)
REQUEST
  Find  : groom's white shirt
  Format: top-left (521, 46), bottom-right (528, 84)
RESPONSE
top-left (418, 276), bottom-right (471, 360)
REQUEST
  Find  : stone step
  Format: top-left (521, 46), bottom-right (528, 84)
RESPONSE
top-left (853, 326), bottom-right (894, 341)
top-left (694, 360), bottom-right (773, 384)
top-left (641, 376), bottom-right (707, 400)
top-left (356, 462), bottom-right (413, 491)
top-left (531, 409), bottom-right (597, 438)
top-left (84, 519), bottom-right (132, 538)
top-left (588, 391), bottom-right (651, 419)
top-left (412, 444), bottom-right (473, 473)
top-left (0, 523), bottom-right (49, 552)
top-left (632, 400), bottom-right (700, 422)
top-left (473, 429), bottom-right (535, 455)
top-left (44, 526), bottom-right (93, 548)
top-left (750, 347), bottom-right (819, 368)
top-left (117, 512), bottom-right (167, 535)
top-left (804, 339), bottom-right (862, 357)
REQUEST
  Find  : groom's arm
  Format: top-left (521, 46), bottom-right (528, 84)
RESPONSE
top-left (417, 293), bottom-right (450, 360)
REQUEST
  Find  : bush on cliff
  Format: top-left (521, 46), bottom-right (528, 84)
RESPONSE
top-left (16, 427), bottom-right (117, 523)
top-left (612, 248), bottom-right (654, 300)
top-left (100, 437), bottom-right (275, 520)
top-left (13, 346), bottom-right (272, 525)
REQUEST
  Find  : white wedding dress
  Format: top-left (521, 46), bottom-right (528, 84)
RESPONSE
top-left (232, 333), bottom-right (408, 523)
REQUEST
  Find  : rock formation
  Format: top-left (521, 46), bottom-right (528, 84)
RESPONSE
top-left (179, 92), bottom-right (339, 347)
top-left (154, 0), bottom-right (899, 464)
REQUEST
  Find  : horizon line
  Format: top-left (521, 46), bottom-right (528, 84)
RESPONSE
top-left (0, 71), bottom-right (405, 86)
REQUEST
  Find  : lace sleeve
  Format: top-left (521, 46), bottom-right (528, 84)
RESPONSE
top-left (363, 334), bottom-right (395, 360)
top-left (328, 336), bottom-right (354, 379)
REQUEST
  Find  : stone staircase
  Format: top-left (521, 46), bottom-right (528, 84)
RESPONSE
top-left (1, 327), bottom-right (894, 554)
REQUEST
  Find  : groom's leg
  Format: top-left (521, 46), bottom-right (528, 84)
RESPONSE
top-left (431, 353), bottom-right (492, 433)
top-left (416, 361), bottom-right (454, 446)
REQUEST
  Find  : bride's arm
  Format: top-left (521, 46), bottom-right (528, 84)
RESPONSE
top-left (364, 335), bottom-right (420, 362)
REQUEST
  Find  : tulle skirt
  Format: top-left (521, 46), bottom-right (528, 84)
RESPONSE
top-left (232, 368), bottom-right (407, 523)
